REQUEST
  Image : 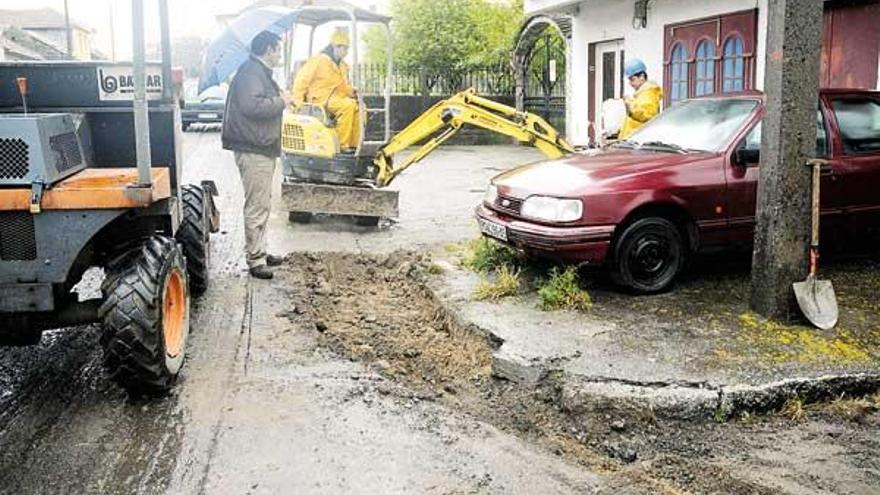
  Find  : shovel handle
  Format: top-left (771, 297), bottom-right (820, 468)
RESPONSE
top-left (806, 159), bottom-right (826, 277)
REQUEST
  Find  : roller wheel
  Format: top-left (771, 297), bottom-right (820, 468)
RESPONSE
top-left (99, 236), bottom-right (190, 395)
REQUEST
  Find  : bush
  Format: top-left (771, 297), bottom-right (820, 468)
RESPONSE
top-left (462, 238), bottom-right (522, 273)
top-left (536, 266), bottom-right (592, 311)
top-left (474, 265), bottom-right (521, 301)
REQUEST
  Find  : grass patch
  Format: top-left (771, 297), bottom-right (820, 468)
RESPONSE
top-left (779, 397), bottom-right (807, 421)
top-left (824, 395), bottom-right (876, 420)
top-left (462, 238), bottom-right (523, 274)
top-left (474, 265), bottom-right (521, 301)
top-left (425, 262), bottom-right (444, 275)
top-left (536, 266), bottom-right (592, 312)
top-left (737, 312), bottom-right (874, 366)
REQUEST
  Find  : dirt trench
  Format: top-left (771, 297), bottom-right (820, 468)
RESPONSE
top-left (277, 251), bottom-right (796, 495)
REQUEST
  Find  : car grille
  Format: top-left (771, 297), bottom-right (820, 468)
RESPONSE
top-left (49, 132), bottom-right (83, 173)
top-left (0, 212), bottom-right (37, 261)
top-left (282, 123), bottom-right (306, 152)
top-left (493, 194), bottom-right (523, 216)
top-left (0, 138), bottom-right (29, 180)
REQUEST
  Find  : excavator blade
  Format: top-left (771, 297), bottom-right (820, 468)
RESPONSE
top-left (281, 182), bottom-right (400, 219)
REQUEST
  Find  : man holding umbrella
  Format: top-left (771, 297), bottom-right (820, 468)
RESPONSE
top-left (222, 31), bottom-right (292, 280)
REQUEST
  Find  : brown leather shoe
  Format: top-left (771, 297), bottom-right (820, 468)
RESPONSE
top-left (249, 265), bottom-right (274, 279)
top-left (266, 254), bottom-right (284, 267)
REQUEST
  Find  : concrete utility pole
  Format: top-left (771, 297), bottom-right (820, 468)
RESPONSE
top-left (750, 0), bottom-right (825, 320)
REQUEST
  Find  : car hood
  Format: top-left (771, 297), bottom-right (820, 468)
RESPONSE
top-left (492, 148), bottom-right (714, 197)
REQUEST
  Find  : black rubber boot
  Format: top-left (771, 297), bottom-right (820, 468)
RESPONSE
top-left (249, 265), bottom-right (274, 279)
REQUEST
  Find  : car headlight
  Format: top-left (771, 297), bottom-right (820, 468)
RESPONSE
top-left (521, 195), bottom-right (583, 223)
top-left (483, 184), bottom-right (498, 205)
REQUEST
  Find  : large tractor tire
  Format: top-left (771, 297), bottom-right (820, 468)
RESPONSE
top-left (99, 236), bottom-right (190, 395)
top-left (178, 184), bottom-right (210, 296)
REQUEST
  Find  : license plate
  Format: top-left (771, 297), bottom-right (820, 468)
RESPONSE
top-left (478, 217), bottom-right (508, 242)
top-left (198, 113), bottom-right (218, 119)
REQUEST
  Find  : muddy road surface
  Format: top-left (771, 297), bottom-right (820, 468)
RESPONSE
top-left (0, 133), bottom-right (597, 494)
top-left (1, 132), bottom-right (878, 494)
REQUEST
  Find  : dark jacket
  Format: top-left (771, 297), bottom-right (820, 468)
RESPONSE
top-left (222, 56), bottom-right (285, 158)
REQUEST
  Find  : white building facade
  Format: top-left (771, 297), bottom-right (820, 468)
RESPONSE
top-left (524, 0), bottom-right (880, 146)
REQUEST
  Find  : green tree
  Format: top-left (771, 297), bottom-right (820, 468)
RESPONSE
top-left (364, 0), bottom-right (523, 73)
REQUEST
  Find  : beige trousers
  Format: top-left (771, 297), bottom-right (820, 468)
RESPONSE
top-left (234, 152), bottom-right (276, 268)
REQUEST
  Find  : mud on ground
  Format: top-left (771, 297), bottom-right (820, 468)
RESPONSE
top-left (273, 252), bottom-right (880, 494)
top-left (584, 254), bottom-right (880, 381)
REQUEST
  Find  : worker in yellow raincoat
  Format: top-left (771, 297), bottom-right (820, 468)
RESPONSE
top-left (618, 59), bottom-right (663, 140)
top-left (291, 29), bottom-right (360, 150)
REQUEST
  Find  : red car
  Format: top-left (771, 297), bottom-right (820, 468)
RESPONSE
top-left (476, 90), bottom-right (880, 294)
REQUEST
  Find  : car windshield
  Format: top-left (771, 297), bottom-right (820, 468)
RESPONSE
top-left (619, 98), bottom-right (759, 153)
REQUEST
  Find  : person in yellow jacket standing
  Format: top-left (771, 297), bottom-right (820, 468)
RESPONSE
top-left (618, 59), bottom-right (663, 140)
top-left (291, 29), bottom-right (360, 150)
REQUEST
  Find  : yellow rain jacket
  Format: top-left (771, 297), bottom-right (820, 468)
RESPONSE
top-left (291, 53), bottom-right (360, 148)
top-left (618, 81), bottom-right (663, 140)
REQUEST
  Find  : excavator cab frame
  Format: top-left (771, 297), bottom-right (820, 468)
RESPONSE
top-left (279, 2), bottom-right (395, 226)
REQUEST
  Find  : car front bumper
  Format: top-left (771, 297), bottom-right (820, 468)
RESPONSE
top-left (474, 203), bottom-right (615, 264)
top-left (182, 111), bottom-right (224, 124)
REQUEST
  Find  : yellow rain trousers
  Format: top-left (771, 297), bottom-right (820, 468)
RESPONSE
top-left (618, 81), bottom-right (663, 140)
top-left (292, 53), bottom-right (360, 148)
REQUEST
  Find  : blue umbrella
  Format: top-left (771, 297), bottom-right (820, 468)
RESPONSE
top-left (199, 6), bottom-right (298, 93)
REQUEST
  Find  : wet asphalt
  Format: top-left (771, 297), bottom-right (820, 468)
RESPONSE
top-left (0, 131), bottom-right (596, 494)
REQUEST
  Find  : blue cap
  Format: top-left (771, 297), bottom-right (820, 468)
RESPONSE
top-left (624, 59), bottom-right (647, 78)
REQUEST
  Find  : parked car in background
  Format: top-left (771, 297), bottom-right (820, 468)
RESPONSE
top-left (476, 90), bottom-right (880, 294)
top-left (180, 81), bottom-right (226, 131)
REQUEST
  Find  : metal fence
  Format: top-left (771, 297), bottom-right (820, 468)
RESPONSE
top-left (352, 64), bottom-right (515, 96)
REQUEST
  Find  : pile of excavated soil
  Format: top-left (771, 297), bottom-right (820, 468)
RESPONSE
top-left (281, 252), bottom-right (808, 494)
top-left (289, 251), bottom-right (492, 389)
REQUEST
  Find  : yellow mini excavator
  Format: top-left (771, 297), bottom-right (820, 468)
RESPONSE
top-left (276, 2), bottom-right (574, 226)
top-left (280, 88), bottom-right (575, 226)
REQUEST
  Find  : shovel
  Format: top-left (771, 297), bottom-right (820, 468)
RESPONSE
top-left (793, 159), bottom-right (838, 330)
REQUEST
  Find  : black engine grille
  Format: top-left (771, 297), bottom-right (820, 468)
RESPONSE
top-left (49, 132), bottom-right (83, 173)
top-left (493, 194), bottom-right (523, 216)
top-left (0, 212), bottom-right (37, 261)
top-left (0, 138), bottom-right (29, 180)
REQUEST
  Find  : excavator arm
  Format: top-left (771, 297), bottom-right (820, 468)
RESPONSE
top-left (373, 88), bottom-right (575, 187)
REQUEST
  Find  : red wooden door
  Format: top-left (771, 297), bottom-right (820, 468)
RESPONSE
top-left (821, 1), bottom-right (880, 89)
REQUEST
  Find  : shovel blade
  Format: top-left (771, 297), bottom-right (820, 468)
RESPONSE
top-left (793, 277), bottom-right (839, 330)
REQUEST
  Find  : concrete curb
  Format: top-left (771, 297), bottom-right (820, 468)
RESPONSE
top-left (424, 268), bottom-right (880, 421)
top-left (496, 331), bottom-right (880, 420)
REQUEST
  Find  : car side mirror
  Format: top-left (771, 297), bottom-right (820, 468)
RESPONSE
top-left (734, 148), bottom-right (760, 167)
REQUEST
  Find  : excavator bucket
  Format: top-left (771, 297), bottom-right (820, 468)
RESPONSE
top-left (281, 181), bottom-right (399, 219)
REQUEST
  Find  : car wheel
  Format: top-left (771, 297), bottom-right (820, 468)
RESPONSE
top-left (611, 217), bottom-right (685, 294)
